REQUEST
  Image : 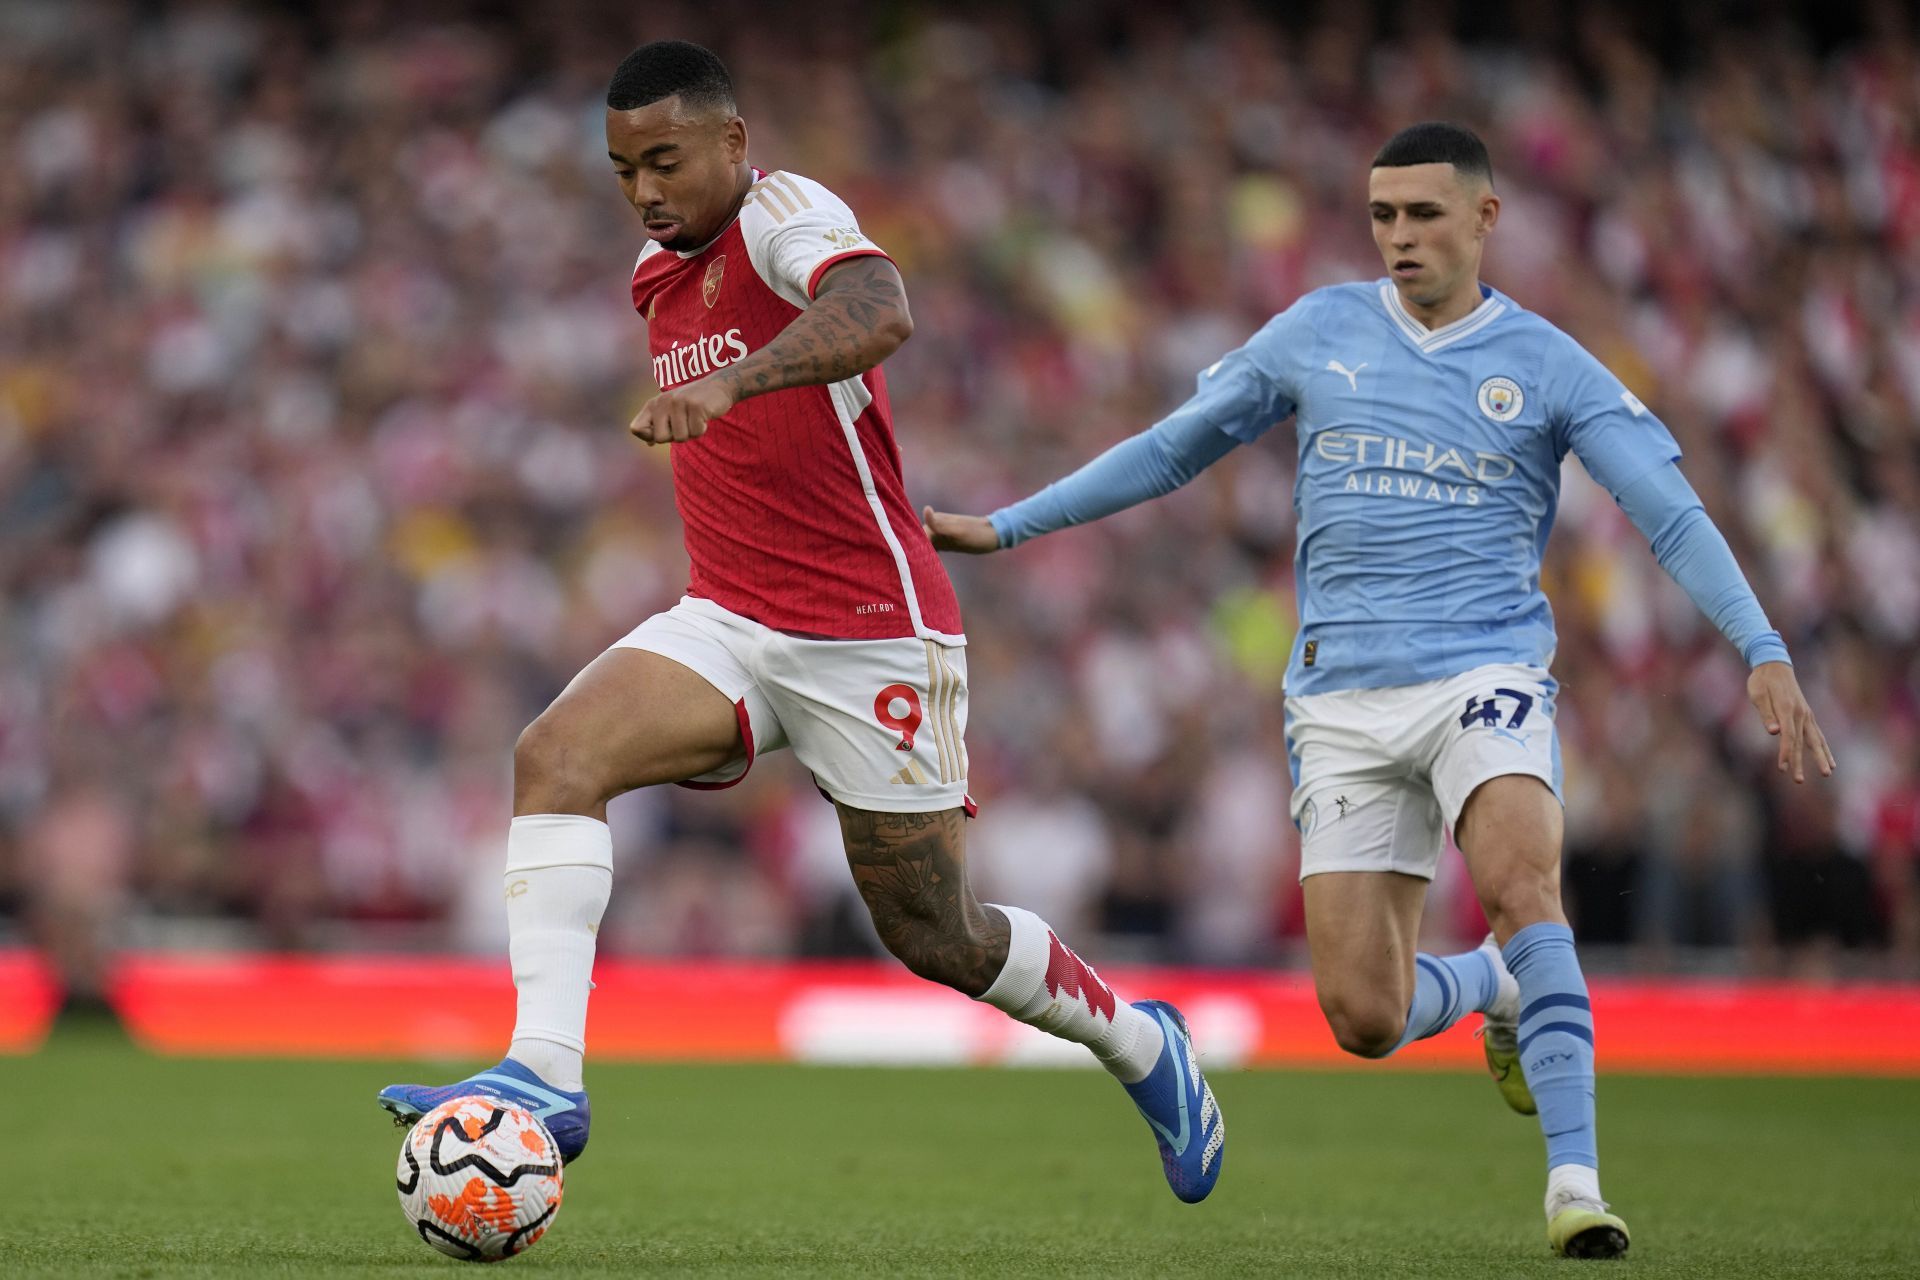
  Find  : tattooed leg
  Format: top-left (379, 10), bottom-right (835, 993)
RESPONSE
top-left (834, 803), bottom-right (1165, 1079)
top-left (836, 805), bottom-right (1008, 995)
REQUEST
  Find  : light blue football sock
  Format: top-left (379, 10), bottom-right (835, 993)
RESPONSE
top-left (1391, 947), bottom-right (1499, 1052)
top-left (1503, 922), bottom-right (1598, 1170)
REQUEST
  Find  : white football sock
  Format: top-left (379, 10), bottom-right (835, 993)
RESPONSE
top-left (1479, 933), bottom-right (1520, 1023)
top-left (503, 814), bottom-right (613, 1093)
top-left (1546, 1162), bottom-right (1605, 1216)
top-left (976, 904), bottom-right (1165, 1083)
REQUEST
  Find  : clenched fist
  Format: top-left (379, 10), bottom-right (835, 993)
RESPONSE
top-left (630, 375), bottom-right (737, 445)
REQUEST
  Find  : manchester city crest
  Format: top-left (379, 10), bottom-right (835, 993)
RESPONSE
top-left (1477, 375), bottom-right (1524, 422)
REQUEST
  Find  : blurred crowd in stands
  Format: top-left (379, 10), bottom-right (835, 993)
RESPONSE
top-left (1, 0), bottom-right (1916, 997)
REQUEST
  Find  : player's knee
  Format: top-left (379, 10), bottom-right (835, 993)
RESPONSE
top-left (1321, 997), bottom-right (1405, 1059)
top-left (513, 715), bottom-right (609, 812)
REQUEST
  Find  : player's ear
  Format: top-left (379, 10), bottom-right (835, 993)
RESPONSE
top-left (722, 115), bottom-right (748, 165)
top-left (1477, 190), bottom-right (1500, 238)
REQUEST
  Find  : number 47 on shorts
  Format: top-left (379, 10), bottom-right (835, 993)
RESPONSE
top-left (1459, 688), bottom-right (1534, 730)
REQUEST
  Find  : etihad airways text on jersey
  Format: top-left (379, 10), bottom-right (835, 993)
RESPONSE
top-left (1313, 430), bottom-right (1518, 484)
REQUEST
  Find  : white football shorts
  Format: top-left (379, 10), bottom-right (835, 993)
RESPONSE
top-left (611, 596), bottom-right (972, 815)
top-left (1284, 662), bottom-right (1563, 881)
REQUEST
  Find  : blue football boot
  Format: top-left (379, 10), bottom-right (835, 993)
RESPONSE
top-left (378, 1056), bottom-right (591, 1164)
top-left (1121, 1000), bottom-right (1225, 1203)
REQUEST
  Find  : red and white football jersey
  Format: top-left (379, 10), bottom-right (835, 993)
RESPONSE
top-left (629, 169), bottom-right (963, 643)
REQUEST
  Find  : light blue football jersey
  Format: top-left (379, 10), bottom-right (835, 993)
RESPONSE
top-left (1188, 280), bottom-right (1682, 696)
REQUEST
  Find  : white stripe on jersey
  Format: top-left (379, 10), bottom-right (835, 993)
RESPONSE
top-left (826, 375), bottom-right (964, 647)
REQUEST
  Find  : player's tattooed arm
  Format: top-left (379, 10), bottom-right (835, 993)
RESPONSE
top-left (837, 804), bottom-right (1011, 997)
top-left (720, 257), bottom-right (913, 401)
top-left (622, 255), bottom-right (906, 445)
top-left (628, 256), bottom-right (911, 444)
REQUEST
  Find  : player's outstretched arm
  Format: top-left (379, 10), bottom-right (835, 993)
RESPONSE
top-left (921, 373), bottom-right (1271, 554)
top-left (938, 317), bottom-right (1299, 551)
top-left (630, 257), bottom-right (910, 444)
top-left (921, 411), bottom-right (1242, 555)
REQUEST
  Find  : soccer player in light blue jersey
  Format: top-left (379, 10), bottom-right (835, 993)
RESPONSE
top-left (924, 122), bottom-right (1836, 1259)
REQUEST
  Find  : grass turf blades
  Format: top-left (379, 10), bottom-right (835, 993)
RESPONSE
top-left (14, 1026), bottom-right (1916, 1277)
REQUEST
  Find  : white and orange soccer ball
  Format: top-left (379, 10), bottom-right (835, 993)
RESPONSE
top-left (395, 1096), bottom-right (564, 1262)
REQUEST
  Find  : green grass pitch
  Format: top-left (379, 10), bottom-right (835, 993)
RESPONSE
top-left (14, 1024), bottom-right (1916, 1276)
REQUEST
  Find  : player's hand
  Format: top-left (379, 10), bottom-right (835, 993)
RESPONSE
top-left (1748, 660), bottom-right (1836, 784)
top-left (629, 376), bottom-right (737, 445)
top-left (921, 506), bottom-right (1001, 554)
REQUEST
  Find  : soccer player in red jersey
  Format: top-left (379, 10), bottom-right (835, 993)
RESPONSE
top-left (379, 41), bottom-right (1225, 1202)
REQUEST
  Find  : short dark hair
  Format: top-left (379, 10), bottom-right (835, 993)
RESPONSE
top-left (606, 41), bottom-right (736, 114)
top-left (1372, 122), bottom-right (1493, 186)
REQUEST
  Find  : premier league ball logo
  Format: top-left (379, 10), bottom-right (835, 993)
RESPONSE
top-left (1477, 376), bottom-right (1524, 422)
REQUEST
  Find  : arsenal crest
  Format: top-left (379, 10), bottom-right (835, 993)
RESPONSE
top-left (702, 256), bottom-right (726, 308)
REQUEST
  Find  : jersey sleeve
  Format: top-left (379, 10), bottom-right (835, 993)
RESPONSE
top-left (1615, 462), bottom-right (1792, 667)
top-left (1187, 300), bottom-right (1310, 443)
top-left (988, 409), bottom-right (1242, 548)
top-left (983, 301), bottom-right (1317, 548)
top-left (1550, 334), bottom-right (1682, 498)
top-left (739, 172), bottom-right (892, 309)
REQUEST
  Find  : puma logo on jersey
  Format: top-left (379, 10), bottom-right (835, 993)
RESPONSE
top-left (1327, 360), bottom-right (1368, 392)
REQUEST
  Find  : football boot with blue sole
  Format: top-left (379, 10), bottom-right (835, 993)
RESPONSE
top-left (378, 1056), bottom-right (591, 1164)
top-left (1122, 1000), bottom-right (1225, 1203)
